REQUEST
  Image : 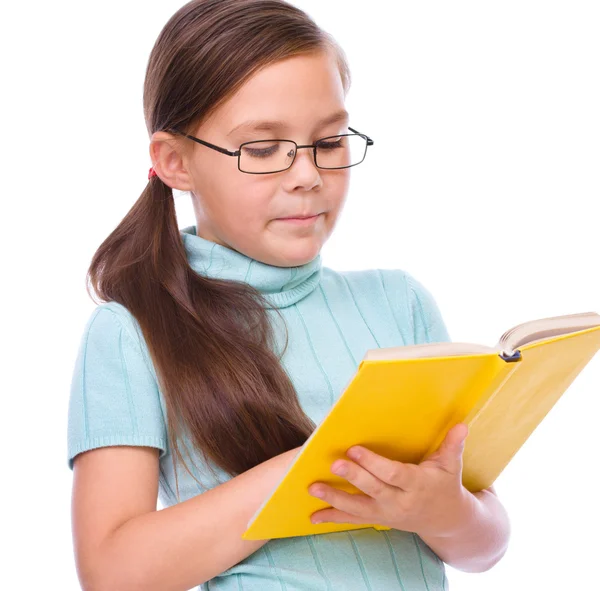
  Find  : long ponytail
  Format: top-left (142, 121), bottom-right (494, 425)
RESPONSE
top-left (87, 0), bottom-right (351, 495)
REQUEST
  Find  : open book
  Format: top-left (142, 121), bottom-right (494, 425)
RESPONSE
top-left (242, 311), bottom-right (600, 540)
top-left (363, 311), bottom-right (600, 363)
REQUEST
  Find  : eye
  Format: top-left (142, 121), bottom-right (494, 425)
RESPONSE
top-left (316, 137), bottom-right (345, 150)
top-left (243, 143), bottom-right (280, 159)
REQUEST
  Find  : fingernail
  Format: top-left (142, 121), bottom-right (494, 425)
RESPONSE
top-left (347, 447), bottom-right (362, 460)
top-left (332, 461), bottom-right (348, 476)
top-left (310, 487), bottom-right (325, 498)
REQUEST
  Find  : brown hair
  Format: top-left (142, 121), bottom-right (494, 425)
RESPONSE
top-left (87, 0), bottom-right (351, 496)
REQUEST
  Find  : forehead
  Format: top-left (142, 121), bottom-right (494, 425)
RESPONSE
top-left (204, 51), bottom-right (347, 135)
top-left (227, 109), bottom-right (349, 138)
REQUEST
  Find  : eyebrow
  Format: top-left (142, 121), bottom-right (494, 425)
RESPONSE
top-left (226, 109), bottom-right (350, 137)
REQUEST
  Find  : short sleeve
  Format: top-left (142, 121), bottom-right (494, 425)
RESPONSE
top-left (67, 304), bottom-right (168, 471)
top-left (404, 271), bottom-right (452, 345)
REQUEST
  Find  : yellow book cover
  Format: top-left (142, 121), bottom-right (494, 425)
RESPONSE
top-left (242, 311), bottom-right (600, 540)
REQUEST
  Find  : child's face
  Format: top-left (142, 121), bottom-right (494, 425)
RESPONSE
top-left (185, 50), bottom-right (351, 267)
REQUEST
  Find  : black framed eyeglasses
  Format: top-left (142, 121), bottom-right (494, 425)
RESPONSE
top-left (166, 126), bottom-right (374, 174)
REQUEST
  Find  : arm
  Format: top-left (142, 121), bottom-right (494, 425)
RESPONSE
top-left (72, 444), bottom-right (300, 591)
top-left (419, 485), bottom-right (511, 573)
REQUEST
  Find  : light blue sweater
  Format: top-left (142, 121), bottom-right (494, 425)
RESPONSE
top-left (67, 224), bottom-right (452, 591)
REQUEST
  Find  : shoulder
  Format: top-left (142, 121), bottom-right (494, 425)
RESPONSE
top-left (322, 266), bottom-right (450, 345)
top-left (321, 265), bottom-right (416, 303)
top-left (84, 301), bottom-right (143, 343)
top-left (75, 300), bottom-right (158, 382)
top-left (321, 266), bottom-right (409, 290)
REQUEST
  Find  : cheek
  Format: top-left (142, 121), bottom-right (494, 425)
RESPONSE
top-left (326, 170), bottom-right (351, 212)
top-left (340, 168), bottom-right (351, 191)
top-left (218, 177), bottom-right (278, 227)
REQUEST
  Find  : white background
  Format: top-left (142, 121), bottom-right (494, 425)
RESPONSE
top-left (2, 1), bottom-right (598, 589)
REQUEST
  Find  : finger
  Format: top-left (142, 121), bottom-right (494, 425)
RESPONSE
top-left (346, 446), bottom-right (414, 491)
top-left (311, 507), bottom-right (371, 525)
top-left (308, 483), bottom-right (375, 520)
top-left (330, 459), bottom-right (393, 499)
top-left (445, 423), bottom-right (468, 451)
top-left (436, 423), bottom-right (468, 471)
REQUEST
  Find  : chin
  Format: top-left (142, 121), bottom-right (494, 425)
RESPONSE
top-left (279, 240), bottom-right (322, 267)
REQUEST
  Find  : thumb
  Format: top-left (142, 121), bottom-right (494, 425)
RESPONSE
top-left (422, 422), bottom-right (469, 468)
top-left (454, 422), bottom-right (469, 445)
top-left (441, 422), bottom-right (468, 458)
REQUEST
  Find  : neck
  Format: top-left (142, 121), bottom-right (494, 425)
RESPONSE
top-left (179, 225), bottom-right (323, 308)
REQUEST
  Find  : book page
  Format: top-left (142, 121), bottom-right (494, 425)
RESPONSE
top-left (496, 312), bottom-right (600, 353)
top-left (362, 341), bottom-right (496, 361)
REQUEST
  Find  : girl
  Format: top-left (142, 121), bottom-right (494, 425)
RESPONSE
top-left (67, 1), bottom-right (510, 589)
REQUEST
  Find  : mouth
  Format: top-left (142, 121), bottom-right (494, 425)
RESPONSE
top-left (275, 212), bottom-right (323, 225)
top-left (277, 212), bottom-right (323, 220)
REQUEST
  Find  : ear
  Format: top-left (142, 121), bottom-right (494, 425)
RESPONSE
top-left (149, 131), bottom-right (194, 191)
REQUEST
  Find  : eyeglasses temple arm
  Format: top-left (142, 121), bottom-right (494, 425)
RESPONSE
top-left (348, 126), bottom-right (374, 146)
top-left (166, 128), bottom-right (240, 156)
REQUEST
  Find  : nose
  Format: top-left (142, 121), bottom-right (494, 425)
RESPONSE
top-left (283, 146), bottom-right (322, 191)
top-left (291, 146), bottom-right (318, 170)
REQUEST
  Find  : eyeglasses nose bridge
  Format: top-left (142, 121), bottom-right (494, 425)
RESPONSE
top-left (289, 143), bottom-right (318, 168)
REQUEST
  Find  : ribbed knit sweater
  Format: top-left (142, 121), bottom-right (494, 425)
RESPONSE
top-left (67, 224), bottom-right (452, 590)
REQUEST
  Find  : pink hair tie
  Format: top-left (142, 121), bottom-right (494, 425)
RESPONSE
top-left (148, 167), bottom-right (158, 179)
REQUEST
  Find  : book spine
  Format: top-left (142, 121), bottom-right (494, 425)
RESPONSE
top-left (499, 349), bottom-right (522, 362)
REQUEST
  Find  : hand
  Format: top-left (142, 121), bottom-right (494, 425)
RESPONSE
top-left (308, 423), bottom-right (479, 539)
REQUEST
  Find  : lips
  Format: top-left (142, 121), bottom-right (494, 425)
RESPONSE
top-left (279, 213), bottom-right (321, 219)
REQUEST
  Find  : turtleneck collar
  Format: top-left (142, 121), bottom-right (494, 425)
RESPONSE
top-left (179, 225), bottom-right (323, 309)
